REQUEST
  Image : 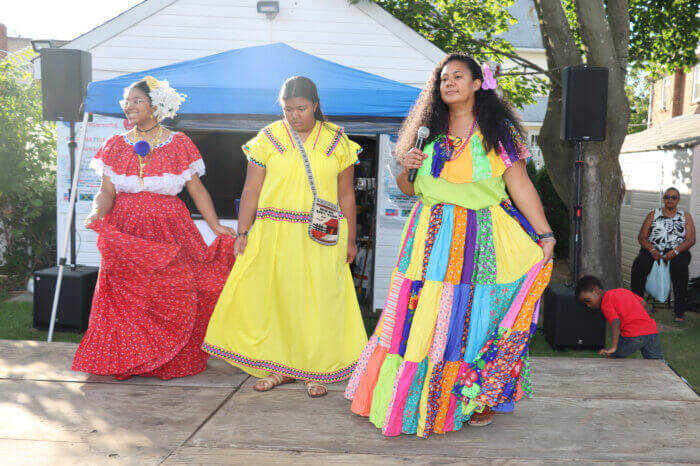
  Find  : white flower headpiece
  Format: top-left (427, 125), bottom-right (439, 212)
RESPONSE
top-left (124, 76), bottom-right (187, 121)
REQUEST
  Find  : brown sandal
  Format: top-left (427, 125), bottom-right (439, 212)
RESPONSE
top-left (253, 373), bottom-right (295, 392)
top-left (304, 381), bottom-right (328, 398)
top-left (468, 406), bottom-right (494, 427)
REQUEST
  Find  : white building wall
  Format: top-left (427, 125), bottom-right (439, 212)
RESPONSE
top-left (689, 144), bottom-right (700, 277)
top-left (77, 0), bottom-right (442, 86)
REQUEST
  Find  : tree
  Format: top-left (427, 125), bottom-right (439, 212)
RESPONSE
top-left (0, 60), bottom-right (57, 290)
top-left (350, 0), bottom-right (548, 108)
top-left (354, 0), bottom-right (698, 285)
top-left (533, 0), bottom-right (698, 285)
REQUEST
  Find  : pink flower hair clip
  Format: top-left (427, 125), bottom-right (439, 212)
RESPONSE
top-left (481, 63), bottom-right (498, 90)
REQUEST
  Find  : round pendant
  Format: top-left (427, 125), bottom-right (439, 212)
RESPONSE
top-left (134, 140), bottom-right (151, 157)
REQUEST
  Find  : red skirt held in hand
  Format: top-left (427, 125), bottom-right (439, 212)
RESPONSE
top-left (72, 192), bottom-right (235, 379)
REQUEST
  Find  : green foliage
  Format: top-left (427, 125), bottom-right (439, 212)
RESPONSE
top-left (630, 0), bottom-right (700, 77)
top-left (349, 0), bottom-right (547, 108)
top-left (0, 60), bottom-right (57, 291)
top-left (626, 66), bottom-right (650, 134)
top-left (527, 163), bottom-right (570, 259)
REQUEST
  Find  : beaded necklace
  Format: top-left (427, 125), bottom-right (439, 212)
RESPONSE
top-left (430, 117), bottom-right (478, 178)
top-left (132, 124), bottom-right (163, 186)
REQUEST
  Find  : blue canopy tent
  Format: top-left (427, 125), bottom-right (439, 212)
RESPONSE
top-left (85, 43), bottom-right (421, 133)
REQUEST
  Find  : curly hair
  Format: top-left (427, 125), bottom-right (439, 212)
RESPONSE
top-left (395, 53), bottom-right (526, 159)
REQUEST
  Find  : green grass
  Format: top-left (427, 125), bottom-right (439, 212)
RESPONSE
top-left (0, 299), bottom-right (83, 343)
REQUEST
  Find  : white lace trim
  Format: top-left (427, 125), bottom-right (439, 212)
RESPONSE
top-left (90, 157), bottom-right (205, 196)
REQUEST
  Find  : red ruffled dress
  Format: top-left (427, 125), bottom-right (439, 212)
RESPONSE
top-left (72, 132), bottom-right (235, 379)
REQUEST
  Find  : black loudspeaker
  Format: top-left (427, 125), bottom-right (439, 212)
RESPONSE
top-left (33, 266), bottom-right (99, 332)
top-left (560, 66), bottom-right (609, 141)
top-left (39, 48), bottom-right (92, 122)
top-left (543, 284), bottom-right (606, 350)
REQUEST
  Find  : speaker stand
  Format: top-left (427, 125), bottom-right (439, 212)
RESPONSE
top-left (68, 121), bottom-right (78, 270)
top-left (48, 112), bottom-right (90, 342)
top-left (572, 140), bottom-right (584, 284)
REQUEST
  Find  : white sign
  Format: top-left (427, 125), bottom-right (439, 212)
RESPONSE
top-left (377, 134), bottom-right (418, 226)
top-left (56, 115), bottom-right (130, 213)
top-left (373, 134), bottom-right (418, 310)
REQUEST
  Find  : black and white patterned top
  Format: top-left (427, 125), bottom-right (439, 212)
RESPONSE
top-left (649, 208), bottom-right (686, 252)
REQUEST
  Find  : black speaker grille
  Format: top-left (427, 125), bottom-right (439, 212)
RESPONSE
top-left (40, 48), bottom-right (92, 122)
top-left (560, 66), bottom-right (609, 141)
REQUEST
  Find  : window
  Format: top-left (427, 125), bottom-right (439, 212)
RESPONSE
top-left (693, 64), bottom-right (700, 103)
top-left (660, 77), bottom-right (669, 110)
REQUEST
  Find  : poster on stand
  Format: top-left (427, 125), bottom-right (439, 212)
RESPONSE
top-left (376, 134), bottom-right (418, 226)
top-left (56, 115), bottom-right (130, 213)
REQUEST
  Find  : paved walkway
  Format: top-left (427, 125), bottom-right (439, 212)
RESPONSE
top-left (0, 340), bottom-right (698, 465)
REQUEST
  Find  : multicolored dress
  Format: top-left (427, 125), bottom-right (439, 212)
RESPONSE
top-left (202, 120), bottom-right (368, 383)
top-left (345, 122), bottom-right (553, 437)
top-left (72, 132), bottom-right (235, 379)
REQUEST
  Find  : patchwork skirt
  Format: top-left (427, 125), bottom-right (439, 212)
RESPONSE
top-left (345, 200), bottom-right (552, 437)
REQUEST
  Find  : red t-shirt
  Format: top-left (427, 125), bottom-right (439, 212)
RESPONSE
top-left (601, 289), bottom-right (659, 337)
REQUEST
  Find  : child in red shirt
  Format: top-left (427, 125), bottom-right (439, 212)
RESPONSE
top-left (575, 275), bottom-right (663, 359)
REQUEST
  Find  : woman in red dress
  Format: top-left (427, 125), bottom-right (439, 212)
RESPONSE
top-left (72, 76), bottom-right (236, 380)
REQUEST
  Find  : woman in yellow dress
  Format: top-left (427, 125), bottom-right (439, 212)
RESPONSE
top-left (202, 76), bottom-right (368, 397)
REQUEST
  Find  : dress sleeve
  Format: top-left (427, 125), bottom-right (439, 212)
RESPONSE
top-left (498, 119), bottom-right (532, 169)
top-left (89, 134), bottom-right (120, 177)
top-left (337, 135), bottom-right (363, 173)
top-left (242, 128), bottom-right (275, 169)
top-left (176, 133), bottom-right (206, 178)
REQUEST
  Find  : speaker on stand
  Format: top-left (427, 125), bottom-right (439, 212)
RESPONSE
top-left (543, 66), bottom-right (609, 350)
top-left (33, 48), bottom-right (98, 335)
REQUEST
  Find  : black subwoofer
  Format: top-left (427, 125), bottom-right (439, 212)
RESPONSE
top-left (543, 284), bottom-right (606, 350)
top-left (33, 266), bottom-right (99, 332)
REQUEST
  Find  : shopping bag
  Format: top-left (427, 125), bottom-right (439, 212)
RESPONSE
top-left (645, 260), bottom-right (671, 302)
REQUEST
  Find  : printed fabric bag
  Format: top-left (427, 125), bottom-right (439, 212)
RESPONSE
top-left (290, 128), bottom-right (340, 246)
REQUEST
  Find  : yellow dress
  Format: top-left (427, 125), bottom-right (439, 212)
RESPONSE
top-left (202, 120), bottom-right (368, 382)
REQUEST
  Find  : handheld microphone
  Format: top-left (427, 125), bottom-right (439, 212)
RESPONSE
top-left (408, 126), bottom-right (430, 182)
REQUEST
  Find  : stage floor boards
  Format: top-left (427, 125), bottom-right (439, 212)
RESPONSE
top-left (0, 340), bottom-right (697, 465)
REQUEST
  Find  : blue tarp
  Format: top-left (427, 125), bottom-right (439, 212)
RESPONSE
top-left (85, 43), bottom-right (421, 119)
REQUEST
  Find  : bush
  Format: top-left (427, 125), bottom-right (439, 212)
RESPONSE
top-left (0, 61), bottom-right (57, 292)
top-left (527, 163), bottom-right (570, 259)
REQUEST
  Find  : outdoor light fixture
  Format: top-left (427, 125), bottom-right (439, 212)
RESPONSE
top-left (31, 40), bottom-right (55, 52)
top-left (257, 1), bottom-right (280, 18)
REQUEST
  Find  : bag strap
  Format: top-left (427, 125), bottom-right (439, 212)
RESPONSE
top-left (289, 125), bottom-right (317, 198)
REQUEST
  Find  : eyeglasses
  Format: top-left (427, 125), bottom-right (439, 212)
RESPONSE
top-left (664, 195), bottom-right (679, 200)
top-left (120, 98), bottom-right (148, 108)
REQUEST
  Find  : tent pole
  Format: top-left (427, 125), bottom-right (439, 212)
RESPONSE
top-left (48, 112), bottom-right (90, 342)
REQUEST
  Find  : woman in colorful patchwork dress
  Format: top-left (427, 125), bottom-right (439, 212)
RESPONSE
top-left (345, 53), bottom-right (555, 436)
top-left (202, 76), bottom-right (368, 397)
top-left (73, 77), bottom-right (236, 380)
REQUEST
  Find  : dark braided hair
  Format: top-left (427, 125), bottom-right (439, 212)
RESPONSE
top-left (395, 53), bottom-right (526, 158)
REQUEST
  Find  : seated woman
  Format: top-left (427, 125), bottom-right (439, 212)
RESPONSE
top-left (630, 187), bottom-right (695, 322)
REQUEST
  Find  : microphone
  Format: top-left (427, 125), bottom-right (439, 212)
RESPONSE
top-left (408, 126), bottom-right (430, 182)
